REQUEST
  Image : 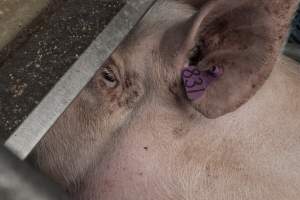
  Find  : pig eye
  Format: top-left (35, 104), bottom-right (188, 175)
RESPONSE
top-left (101, 66), bottom-right (118, 88)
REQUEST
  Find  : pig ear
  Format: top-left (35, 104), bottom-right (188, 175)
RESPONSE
top-left (173, 0), bottom-right (298, 118)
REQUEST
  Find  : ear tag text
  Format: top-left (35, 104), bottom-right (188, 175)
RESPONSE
top-left (181, 65), bottom-right (223, 101)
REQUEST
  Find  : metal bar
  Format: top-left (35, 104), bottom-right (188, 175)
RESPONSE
top-left (0, 146), bottom-right (69, 200)
top-left (5, 0), bottom-right (157, 160)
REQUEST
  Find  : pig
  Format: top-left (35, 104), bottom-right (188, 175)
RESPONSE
top-left (31, 0), bottom-right (300, 199)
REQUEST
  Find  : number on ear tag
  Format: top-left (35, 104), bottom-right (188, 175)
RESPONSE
top-left (181, 65), bottom-right (223, 101)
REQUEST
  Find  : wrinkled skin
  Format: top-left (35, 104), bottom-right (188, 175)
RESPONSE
top-left (32, 0), bottom-right (300, 199)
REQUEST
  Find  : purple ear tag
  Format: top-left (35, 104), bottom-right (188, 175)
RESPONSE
top-left (181, 65), bottom-right (223, 101)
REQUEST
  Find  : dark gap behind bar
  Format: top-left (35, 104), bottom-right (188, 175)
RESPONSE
top-left (0, 0), bottom-right (125, 141)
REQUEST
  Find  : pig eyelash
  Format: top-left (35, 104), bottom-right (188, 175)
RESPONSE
top-left (101, 66), bottom-right (119, 88)
top-left (102, 67), bottom-right (115, 82)
top-left (189, 40), bottom-right (205, 66)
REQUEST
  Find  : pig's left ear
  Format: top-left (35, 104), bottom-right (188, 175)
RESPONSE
top-left (170, 0), bottom-right (299, 118)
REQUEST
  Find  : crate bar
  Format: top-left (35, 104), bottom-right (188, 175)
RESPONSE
top-left (5, 0), bottom-right (157, 160)
top-left (0, 146), bottom-right (69, 199)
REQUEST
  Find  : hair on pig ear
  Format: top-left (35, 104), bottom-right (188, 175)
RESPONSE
top-left (176, 0), bottom-right (299, 118)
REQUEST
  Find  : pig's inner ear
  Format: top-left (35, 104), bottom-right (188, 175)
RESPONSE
top-left (175, 0), bottom-right (296, 118)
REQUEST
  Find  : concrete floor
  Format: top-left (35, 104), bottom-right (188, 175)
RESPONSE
top-left (0, 0), bottom-right (50, 50)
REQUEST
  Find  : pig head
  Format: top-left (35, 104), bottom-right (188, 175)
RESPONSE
top-left (32, 0), bottom-right (300, 199)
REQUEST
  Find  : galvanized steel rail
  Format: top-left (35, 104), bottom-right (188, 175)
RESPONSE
top-left (0, 146), bottom-right (69, 199)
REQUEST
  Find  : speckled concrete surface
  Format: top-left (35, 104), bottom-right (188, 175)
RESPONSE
top-left (0, 0), bottom-right (50, 50)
